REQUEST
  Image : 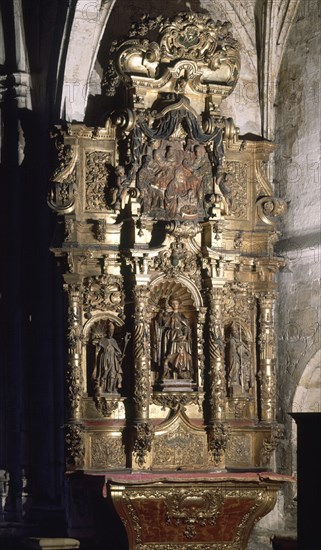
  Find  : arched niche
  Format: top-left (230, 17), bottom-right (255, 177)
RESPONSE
top-left (149, 277), bottom-right (202, 388)
top-left (82, 313), bottom-right (125, 397)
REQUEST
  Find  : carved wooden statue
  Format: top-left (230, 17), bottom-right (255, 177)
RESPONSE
top-left (92, 321), bottom-right (126, 395)
top-left (153, 296), bottom-right (193, 381)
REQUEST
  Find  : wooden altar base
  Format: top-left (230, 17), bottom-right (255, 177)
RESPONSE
top-left (106, 472), bottom-right (293, 550)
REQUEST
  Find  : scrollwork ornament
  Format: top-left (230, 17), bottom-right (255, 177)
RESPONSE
top-left (83, 274), bottom-right (123, 317)
top-left (257, 196), bottom-right (287, 225)
top-left (165, 488), bottom-right (224, 540)
top-left (133, 422), bottom-right (154, 467)
top-left (48, 130), bottom-right (77, 213)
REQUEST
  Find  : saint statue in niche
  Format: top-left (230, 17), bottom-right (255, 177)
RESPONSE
top-left (226, 322), bottom-right (253, 396)
top-left (153, 295), bottom-right (193, 381)
top-left (92, 320), bottom-right (130, 395)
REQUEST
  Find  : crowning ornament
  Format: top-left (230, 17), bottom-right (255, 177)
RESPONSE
top-left (49, 11), bottom-right (289, 548)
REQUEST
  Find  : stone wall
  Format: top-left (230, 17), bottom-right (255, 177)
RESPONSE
top-left (250, 0), bottom-right (321, 546)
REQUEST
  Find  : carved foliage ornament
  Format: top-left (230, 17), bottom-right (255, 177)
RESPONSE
top-left (85, 151), bottom-right (112, 211)
top-left (133, 422), bottom-right (154, 467)
top-left (65, 423), bottom-right (85, 468)
top-left (208, 423), bottom-right (230, 466)
top-left (91, 435), bottom-right (125, 469)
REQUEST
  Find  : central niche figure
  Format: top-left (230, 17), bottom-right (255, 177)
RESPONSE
top-left (153, 295), bottom-right (193, 382)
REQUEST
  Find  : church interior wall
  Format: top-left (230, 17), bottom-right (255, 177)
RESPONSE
top-left (0, 1), bottom-right (320, 548)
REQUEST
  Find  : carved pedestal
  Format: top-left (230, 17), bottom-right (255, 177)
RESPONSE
top-left (108, 473), bottom-right (291, 550)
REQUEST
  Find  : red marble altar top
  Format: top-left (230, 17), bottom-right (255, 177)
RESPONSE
top-left (105, 471), bottom-right (293, 483)
top-left (102, 471), bottom-right (294, 496)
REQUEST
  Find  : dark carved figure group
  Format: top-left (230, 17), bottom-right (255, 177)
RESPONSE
top-left (139, 140), bottom-right (213, 219)
top-left (110, 137), bottom-right (214, 220)
top-left (153, 295), bottom-right (193, 381)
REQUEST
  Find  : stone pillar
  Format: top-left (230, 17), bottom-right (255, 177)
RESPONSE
top-left (258, 292), bottom-right (277, 422)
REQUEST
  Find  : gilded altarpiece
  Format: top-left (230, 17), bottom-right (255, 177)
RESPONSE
top-left (49, 12), bottom-right (290, 548)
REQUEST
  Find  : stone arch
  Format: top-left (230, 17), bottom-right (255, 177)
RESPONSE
top-left (290, 349), bottom-right (321, 481)
top-left (292, 348), bottom-right (321, 414)
top-left (60, 0), bottom-right (116, 121)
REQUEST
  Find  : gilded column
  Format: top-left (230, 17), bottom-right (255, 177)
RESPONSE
top-left (132, 285), bottom-right (154, 469)
top-left (64, 282), bottom-right (85, 470)
top-left (257, 292), bottom-right (277, 422)
top-left (208, 289), bottom-right (226, 421)
top-left (132, 286), bottom-right (151, 422)
top-left (207, 289), bottom-right (229, 467)
top-left (64, 283), bottom-right (83, 421)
